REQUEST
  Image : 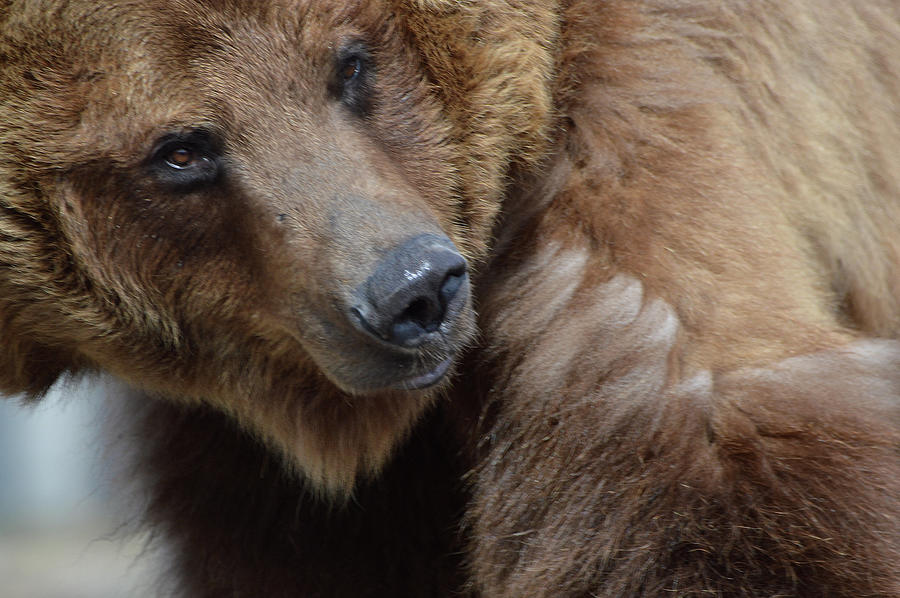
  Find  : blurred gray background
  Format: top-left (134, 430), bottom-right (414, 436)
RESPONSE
top-left (0, 377), bottom-right (157, 598)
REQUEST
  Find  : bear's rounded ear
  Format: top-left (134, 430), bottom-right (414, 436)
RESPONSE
top-left (330, 39), bottom-right (374, 116)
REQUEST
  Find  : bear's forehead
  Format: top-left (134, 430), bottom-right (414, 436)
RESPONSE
top-left (12, 1), bottom-right (389, 63)
top-left (5, 1), bottom-right (400, 160)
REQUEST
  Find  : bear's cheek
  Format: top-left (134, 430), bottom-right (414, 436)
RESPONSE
top-left (57, 164), bottom-right (477, 396)
top-left (50, 172), bottom-right (277, 346)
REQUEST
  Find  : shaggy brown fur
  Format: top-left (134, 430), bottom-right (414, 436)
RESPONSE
top-left (1, 1), bottom-right (899, 597)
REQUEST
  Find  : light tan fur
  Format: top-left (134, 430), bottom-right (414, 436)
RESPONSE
top-left (1, 1), bottom-right (898, 596)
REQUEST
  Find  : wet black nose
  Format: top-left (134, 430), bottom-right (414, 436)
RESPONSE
top-left (354, 235), bottom-right (469, 348)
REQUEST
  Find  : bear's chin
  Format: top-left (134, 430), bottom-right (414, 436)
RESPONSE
top-left (397, 356), bottom-right (454, 391)
top-left (320, 348), bottom-right (463, 396)
top-left (202, 349), bottom-right (459, 494)
top-left (283, 384), bottom-right (439, 494)
top-left (285, 357), bottom-right (460, 494)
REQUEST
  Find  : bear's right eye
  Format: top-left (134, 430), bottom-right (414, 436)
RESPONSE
top-left (332, 40), bottom-right (374, 116)
top-left (150, 132), bottom-right (221, 190)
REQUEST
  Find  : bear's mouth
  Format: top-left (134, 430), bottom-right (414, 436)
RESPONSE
top-left (313, 330), bottom-right (469, 395)
top-left (396, 356), bottom-right (453, 390)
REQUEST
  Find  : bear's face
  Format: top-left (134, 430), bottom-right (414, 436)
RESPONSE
top-left (0, 0), bottom-right (556, 487)
top-left (32, 3), bottom-right (475, 393)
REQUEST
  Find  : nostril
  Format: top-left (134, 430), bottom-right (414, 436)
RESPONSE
top-left (355, 234), bottom-right (470, 348)
top-left (392, 296), bottom-right (442, 345)
top-left (403, 298), bottom-right (438, 331)
top-left (439, 267), bottom-right (466, 307)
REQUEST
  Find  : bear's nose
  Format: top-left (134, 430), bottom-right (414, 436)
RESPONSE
top-left (353, 235), bottom-right (468, 348)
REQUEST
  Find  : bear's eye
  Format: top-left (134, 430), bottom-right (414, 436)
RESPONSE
top-left (332, 40), bottom-right (373, 116)
top-left (340, 56), bottom-right (362, 83)
top-left (149, 132), bottom-right (221, 190)
top-left (165, 146), bottom-right (200, 170)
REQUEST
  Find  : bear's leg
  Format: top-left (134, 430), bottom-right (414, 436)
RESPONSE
top-left (463, 273), bottom-right (900, 597)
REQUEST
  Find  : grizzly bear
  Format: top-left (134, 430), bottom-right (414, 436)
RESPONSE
top-left (1, 1), bottom-right (899, 597)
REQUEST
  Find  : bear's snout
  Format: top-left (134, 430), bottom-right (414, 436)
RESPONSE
top-left (353, 234), bottom-right (469, 350)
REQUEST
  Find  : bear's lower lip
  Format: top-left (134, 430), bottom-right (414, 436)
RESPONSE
top-left (398, 357), bottom-right (453, 390)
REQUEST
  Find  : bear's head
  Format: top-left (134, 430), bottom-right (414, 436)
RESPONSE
top-left (0, 0), bottom-right (556, 489)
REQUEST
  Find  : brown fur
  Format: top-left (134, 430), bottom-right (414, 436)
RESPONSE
top-left (1, 1), bottom-right (899, 596)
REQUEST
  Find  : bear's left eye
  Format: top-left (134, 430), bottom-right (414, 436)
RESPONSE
top-left (149, 131), bottom-right (221, 191)
top-left (165, 146), bottom-right (202, 170)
